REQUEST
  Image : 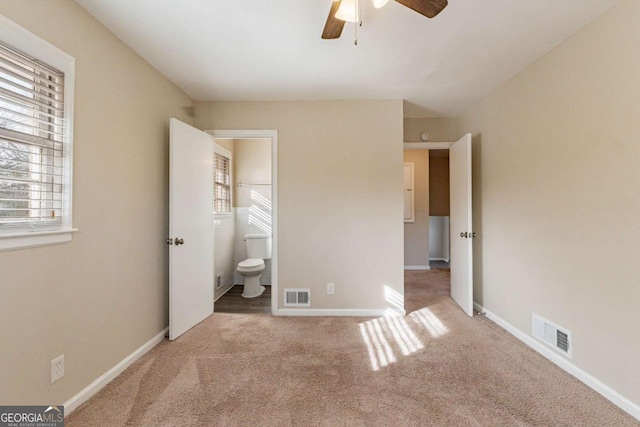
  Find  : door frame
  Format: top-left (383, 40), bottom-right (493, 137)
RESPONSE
top-left (206, 129), bottom-right (278, 315)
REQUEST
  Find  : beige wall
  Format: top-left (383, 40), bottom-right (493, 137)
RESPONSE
top-left (195, 100), bottom-right (404, 311)
top-left (233, 138), bottom-right (271, 208)
top-left (214, 138), bottom-right (234, 152)
top-left (0, 0), bottom-right (193, 405)
top-left (404, 118), bottom-right (457, 142)
top-left (429, 154), bottom-right (449, 216)
top-left (403, 150), bottom-right (429, 267)
top-left (457, 0), bottom-right (640, 405)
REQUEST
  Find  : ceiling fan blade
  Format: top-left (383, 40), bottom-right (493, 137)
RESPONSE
top-left (395, 0), bottom-right (448, 18)
top-left (322, 1), bottom-right (345, 39)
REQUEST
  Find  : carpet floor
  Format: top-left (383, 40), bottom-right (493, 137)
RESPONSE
top-left (67, 270), bottom-right (637, 426)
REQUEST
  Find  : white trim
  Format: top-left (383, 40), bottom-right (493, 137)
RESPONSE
top-left (213, 282), bottom-right (235, 302)
top-left (206, 129), bottom-right (278, 314)
top-left (403, 142), bottom-right (453, 150)
top-left (275, 308), bottom-right (406, 317)
top-left (64, 327), bottom-right (168, 416)
top-left (213, 143), bottom-right (231, 159)
top-left (473, 302), bottom-right (640, 421)
top-left (0, 228), bottom-right (78, 252)
top-left (429, 258), bottom-right (450, 262)
top-left (404, 265), bottom-right (431, 270)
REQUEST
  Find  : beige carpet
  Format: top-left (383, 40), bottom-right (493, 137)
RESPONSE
top-left (67, 270), bottom-right (638, 426)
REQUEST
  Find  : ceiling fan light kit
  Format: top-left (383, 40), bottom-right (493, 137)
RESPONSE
top-left (322, 0), bottom-right (448, 41)
top-left (373, 0), bottom-right (391, 8)
top-left (335, 0), bottom-right (360, 23)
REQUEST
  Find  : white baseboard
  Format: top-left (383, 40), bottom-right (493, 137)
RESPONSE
top-left (429, 258), bottom-right (450, 262)
top-left (214, 283), bottom-right (235, 302)
top-left (275, 308), bottom-right (406, 317)
top-left (473, 303), bottom-right (640, 421)
top-left (404, 265), bottom-right (431, 270)
top-left (64, 327), bottom-right (168, 416)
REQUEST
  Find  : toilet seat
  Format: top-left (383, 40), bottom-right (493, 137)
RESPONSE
top-left (237, 258), bottom-right (265, 273)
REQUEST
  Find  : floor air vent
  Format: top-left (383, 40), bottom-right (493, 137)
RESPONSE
top-left (532, 314), bottom-right (572, 358)
top-left (284, 289), bottom-right (310, 307)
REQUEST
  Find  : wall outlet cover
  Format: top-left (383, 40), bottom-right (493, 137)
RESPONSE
top-left (51, 354), bottom-right (64, 384)
top-left (327, 283), bottom-right (335, 295)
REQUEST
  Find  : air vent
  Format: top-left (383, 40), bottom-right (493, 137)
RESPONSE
top-left (284, 289), bottom-right (311, 307)
top-left (532, 314), bottom-right (572, 358)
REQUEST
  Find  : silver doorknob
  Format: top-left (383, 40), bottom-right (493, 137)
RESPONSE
top-left (460, 232), bottom-right (468, 238)
top-left (175, 238), bottom-right (184, 245)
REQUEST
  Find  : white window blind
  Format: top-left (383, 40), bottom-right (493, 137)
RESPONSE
top-left (0, 41), bottom-right (66, 231)
top-left (214, 153), bottom-right (230, 214)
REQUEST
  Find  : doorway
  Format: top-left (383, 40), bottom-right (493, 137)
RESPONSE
top-left (403, 136), bottom-right (474, 317)
top-left (207, 130), bottom-right (279, 315)
top-left (428, 149), bottom-right (450, 270)
top-left (403, 145), bottom-right (451, 271)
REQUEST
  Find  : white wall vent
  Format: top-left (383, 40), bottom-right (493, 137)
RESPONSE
top-left (216, 273), bottom-right (224, 289)
top-left (284, 289), bottom-right (310, 307)
top-left (532, 313), bottom-right (572, 358)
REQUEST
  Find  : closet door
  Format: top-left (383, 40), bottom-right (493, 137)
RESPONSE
top-left (169, 118), bottom-right (214, 340)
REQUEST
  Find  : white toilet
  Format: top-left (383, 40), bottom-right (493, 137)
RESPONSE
top-left (237, 234), bottom-right (272, 298)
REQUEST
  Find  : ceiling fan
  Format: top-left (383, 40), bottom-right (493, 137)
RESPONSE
top-left (322, 0), bottom-right (448, 40)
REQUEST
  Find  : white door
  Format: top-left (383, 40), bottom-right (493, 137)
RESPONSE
top-left (449, 133), bottom-right (473, 316)
top-left (169, 118), bottom-right (214, 340)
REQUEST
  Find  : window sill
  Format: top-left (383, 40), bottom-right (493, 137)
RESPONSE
top-left (0, 228), bottom-right (78, 252)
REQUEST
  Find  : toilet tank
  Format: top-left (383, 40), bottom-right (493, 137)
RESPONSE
top-left (245, 234), bottom-right (272, 259)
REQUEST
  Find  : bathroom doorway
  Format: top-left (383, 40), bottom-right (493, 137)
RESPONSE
top-left (207, 130), bottom-right (278, 315)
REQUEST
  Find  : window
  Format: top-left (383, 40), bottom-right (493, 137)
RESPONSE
top-left (0, 16), bottom-right (75, 250)
top-left (214, 152), bottom-right (231, 214)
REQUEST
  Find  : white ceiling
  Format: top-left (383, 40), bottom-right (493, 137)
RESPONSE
top-left (75, 0), bottom-right (619, 118)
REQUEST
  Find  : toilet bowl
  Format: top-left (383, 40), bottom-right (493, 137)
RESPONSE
top-left (237, 234), bottom-right (272, 298)
top-left (238, 258), bottom-right (265, 298)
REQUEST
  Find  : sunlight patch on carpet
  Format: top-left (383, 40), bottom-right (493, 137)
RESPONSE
top-left (409, 307), bottom-right (449, 338)
top-left (359, 315), bottom-right (425, 371)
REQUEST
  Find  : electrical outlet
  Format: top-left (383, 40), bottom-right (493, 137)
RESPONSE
top-left (327, 283), bottom-right (334, 295)
top-left (51, 355), bottom-right (64, 384)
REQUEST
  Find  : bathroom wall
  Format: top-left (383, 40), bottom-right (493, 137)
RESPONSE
top-left (214, 214), bottom-right (236, 298)
top-left (213, 139), bottom-right (236, 300)
top-left (232, 138), bottom-right (273, 285)
top-left (403, 150), bottom-right (430, 268)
